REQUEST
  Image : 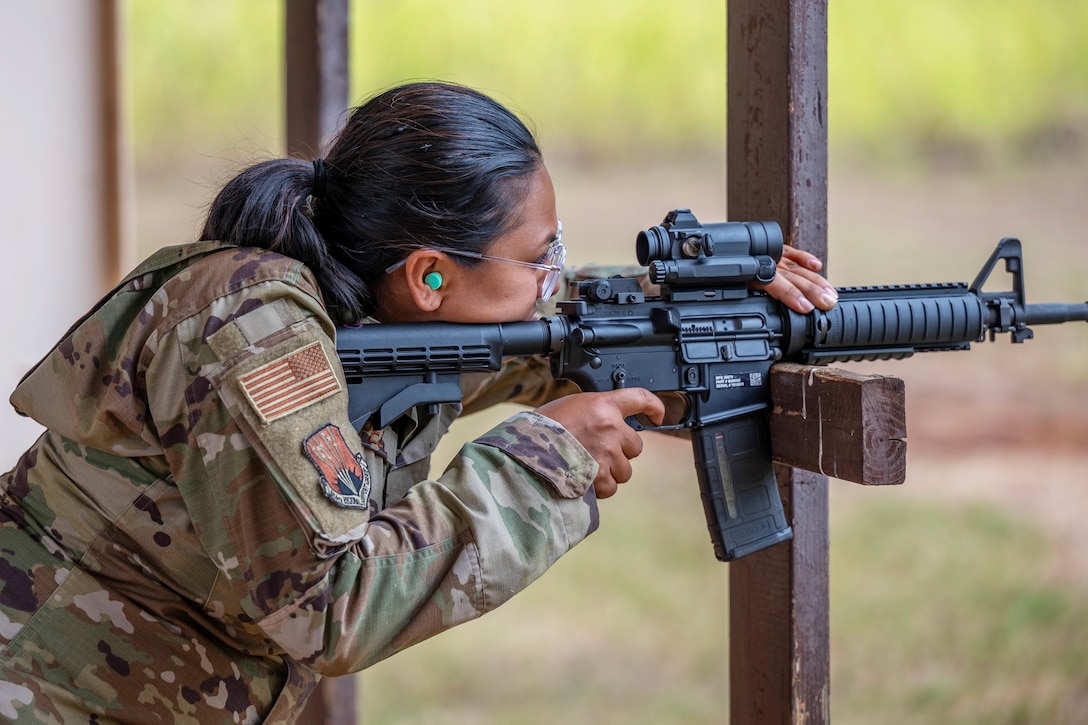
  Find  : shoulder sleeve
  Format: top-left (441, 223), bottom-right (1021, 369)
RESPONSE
top-left (146, 274), bottom-right (600, 675)
top-left (460, 356), bottom-right (580, 415)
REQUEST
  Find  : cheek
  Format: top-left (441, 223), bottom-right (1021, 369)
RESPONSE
top-left (456, 269), bottom-right (540, 322)
top-left (491, 277), bottom-right (541, 317)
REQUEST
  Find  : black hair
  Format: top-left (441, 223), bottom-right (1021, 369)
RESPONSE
top-left (200, 81), bottom-right (544, 322)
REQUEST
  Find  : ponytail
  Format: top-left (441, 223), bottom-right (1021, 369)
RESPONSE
top-left (199, 157), bottom-right (373, 320)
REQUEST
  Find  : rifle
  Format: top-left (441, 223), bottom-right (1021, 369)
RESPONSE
top-left (336, 209), bottom-right (1088, 561)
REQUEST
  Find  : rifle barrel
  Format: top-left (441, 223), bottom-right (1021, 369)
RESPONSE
top-left (1021, 302), bottom-right (1088, 325)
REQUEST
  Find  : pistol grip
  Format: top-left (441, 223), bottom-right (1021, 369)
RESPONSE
top-left (692, 411), bottom-right (793, 561)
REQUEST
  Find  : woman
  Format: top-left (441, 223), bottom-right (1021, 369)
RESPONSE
top-left (0, 82), bottom-right (836, 723)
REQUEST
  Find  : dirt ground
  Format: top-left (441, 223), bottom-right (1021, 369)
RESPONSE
top-left (137, 148), bottom-right (1088, 583)
top-left (827, 158), bottom-right (1088, 587)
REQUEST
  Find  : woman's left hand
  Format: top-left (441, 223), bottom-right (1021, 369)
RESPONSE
top-left (756, 245), bottom-right (838, 314)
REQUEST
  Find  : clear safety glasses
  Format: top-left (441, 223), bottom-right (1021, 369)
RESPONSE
top-left (385, 220), bottom-right (566, 301)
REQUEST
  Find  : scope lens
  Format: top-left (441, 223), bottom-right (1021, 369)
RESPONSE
top-left (636, 226), bottom-right (670, 265)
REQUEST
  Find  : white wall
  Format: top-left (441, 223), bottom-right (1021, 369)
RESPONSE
top-left (0, 3), bottom-right (119, 467)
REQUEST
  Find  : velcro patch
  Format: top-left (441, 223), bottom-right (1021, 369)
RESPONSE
top-left (240, 341), bottom-right (341, 423)
top-left (304, 424), bottom-right (372, 509)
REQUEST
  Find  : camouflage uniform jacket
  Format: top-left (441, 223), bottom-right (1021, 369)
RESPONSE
top-left (0, 243), bottom-right (599, 724)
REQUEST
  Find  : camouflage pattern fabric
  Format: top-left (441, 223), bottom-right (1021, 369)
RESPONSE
top-left (0, 243), bottom-right (599, 723)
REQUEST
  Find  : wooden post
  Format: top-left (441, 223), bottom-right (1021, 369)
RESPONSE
top-left (285, 3), bottom-right (355, 723)
top-left (728, 2), bottom-right (832, 721)
top-left (97, 0), bottom-right (132, 287)
top-left (285, 0), bottom-right (350, 158)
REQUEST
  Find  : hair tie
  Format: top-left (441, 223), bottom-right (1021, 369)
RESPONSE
top-left (312, 157), bottom-right (327, 198)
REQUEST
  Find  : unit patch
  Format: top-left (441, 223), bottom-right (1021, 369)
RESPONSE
top-left (240, 341), bottom-right (341, 423)
top-left (304, 424), bottom-right (372, 509)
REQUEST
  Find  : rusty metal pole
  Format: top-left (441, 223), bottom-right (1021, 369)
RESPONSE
top-left (286, 3), bottom-right (354, 723)
top-left (727, 2), bottom-right (831, 722)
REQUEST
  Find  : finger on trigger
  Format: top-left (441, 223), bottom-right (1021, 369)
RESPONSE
top-left (613, 387), bottom-right (666, 425)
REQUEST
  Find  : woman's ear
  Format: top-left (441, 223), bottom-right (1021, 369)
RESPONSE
top-left (401, 249), bottom-right (450, 312)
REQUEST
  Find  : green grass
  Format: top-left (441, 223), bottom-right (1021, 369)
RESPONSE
top-left (830, 488), bottom-right (1088, 724)
top-left (126, 1), bottom-right (283, 162)
top-left (125, 0), bottom-right (1088, 163)
top-left (830, 0), bottom-right (1088, 164)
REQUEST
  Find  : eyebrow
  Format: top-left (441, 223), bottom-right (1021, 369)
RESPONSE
top-left (546, 220), bottom-right (562, 244)
top-left (524, 222), bottom-right (559, 255)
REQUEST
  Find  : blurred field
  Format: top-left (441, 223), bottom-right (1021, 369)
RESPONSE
top-left (126, 0), bottom-right (1088, 164)
top-left (116, 1), bottom-right (1088, 722)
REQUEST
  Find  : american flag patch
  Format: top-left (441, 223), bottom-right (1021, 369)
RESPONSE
top-left (239, 341), bottom-right (341, 423)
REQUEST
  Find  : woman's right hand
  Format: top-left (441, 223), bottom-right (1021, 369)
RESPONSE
top-left (536, 388), bottom-right (665, 499)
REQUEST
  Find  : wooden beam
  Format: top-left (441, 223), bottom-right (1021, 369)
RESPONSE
top-left (285, 0), bottom-right (350, 158)
top-left (285, 3), bottom-right (355, 723)
top-left (727, 2), bottom-right (832, 722)
top-left (769, 363), bottom-right (907, 486)
top-left (96, 0), bottom-right (132, 289)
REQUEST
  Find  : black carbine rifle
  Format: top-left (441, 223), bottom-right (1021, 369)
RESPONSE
top-left (337, 209), bottom-right (1088, 561)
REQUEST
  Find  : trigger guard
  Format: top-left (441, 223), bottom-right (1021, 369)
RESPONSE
top-left (625, 414), bottom-right (688, 433)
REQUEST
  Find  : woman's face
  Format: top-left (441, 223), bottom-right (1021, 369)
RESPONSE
top-left (377, 165), bottom-right (562, 324)
top-left (443, 165), bottom-right (560, 322)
